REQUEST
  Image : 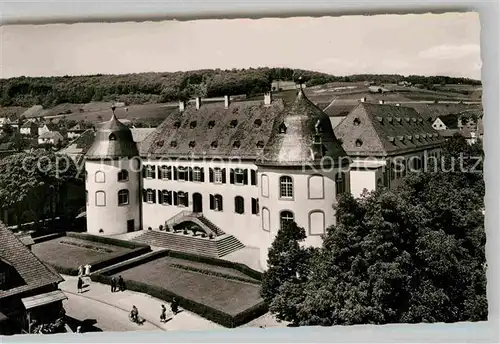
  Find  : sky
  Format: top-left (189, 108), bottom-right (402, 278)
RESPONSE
top-left (0, 12), bottom-right (482, 80)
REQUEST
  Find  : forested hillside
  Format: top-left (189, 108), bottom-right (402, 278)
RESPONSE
top-left (0, 67), bottom-right (481, 108)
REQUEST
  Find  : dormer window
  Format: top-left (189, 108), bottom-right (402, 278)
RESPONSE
top-left (355, 139), bottom-right (363, 147)
top-left (208, 120), bottom-right (215, 129)
top-left (233, 141), bottom-right (241, 148)
top-left (313, 134), bottom-right (322, 144)
top-left (211, 141), bottom-right (218, 148)
top-left (170, 140), bottom-right (177, 147)
top-left (109, 133), bottom-right (116, 141)
top-left (189, 141), bottom-right (196, 148)
top-left (278, 122), bottom-right (287, 134)
top-left (157, 140), bottom-right (164, 147)
top-left (230, 119), bottom-right (238, 128)
top-left (190, 121), bottom-right (197, 129)
top-left (174, 121), bottom-right (181, 129)
top-left (254, 119), bottom-right (262, 127)
top-left (256, 140), bottom-right (265, 148)
top-left (353, 118), bottom-right (361, 126)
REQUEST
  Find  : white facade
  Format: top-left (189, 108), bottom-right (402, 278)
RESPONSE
top-left (85, 159), bottom-right (142, 235)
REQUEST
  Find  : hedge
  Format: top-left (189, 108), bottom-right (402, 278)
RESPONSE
top-left (90, 273), bottom-right (268, 328)
top-left (95, 250), bottom-right (169, 276)
top-left (169, 264), bottom-right (260, 285)
top-left (67, 232), bottom-right (149, 250)
top-left (33, 232), bottom-right (67, 244)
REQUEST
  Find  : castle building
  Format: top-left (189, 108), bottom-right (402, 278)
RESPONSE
top-left (85, 90), bottom-right (351, 270)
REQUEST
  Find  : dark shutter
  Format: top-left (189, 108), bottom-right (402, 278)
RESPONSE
top-left (234, 197), bottom-right (238, 213)
top-left (157, 166), bottom-right (162, 179)
top-left (230, 169), bottom-right (235, 184)
top-left (222, 169), bottom-right (226, 183)
top-left (252, 198), bottom-right (257, 214)
top-left (184, 192), bottom-right (189, 206)
top-left (243, 169), bottom-right (248, 185)
top-left (152, 189), bottom-right (157, 203)
top-left (210, 194), bottom-right (214, 210)
top-left (142, 189), bottom-right (147, 202)
top-left (209, 168), bottom-right (214, 183)
top-left (173, 191), bottom-right (178, 205)
top-left (158, 190), bottom-right (163, 204)
top-left (173, 166), bottom-right (178, 180)
top-left (188, 167), bottom-right (193, 181)
top-left (142, 166), bottom-right (146, 178)
top-left (167, 191), bottom-right (172, 205)
top-left (167, 166), bottom-right (172, 180)
top-left (251, 170), bottom-right (257, 185)
top-left (220, 196), bottom-right (223, 211)
top-left (200, 168), bottom-right (205, 182)
top-left (151, 167), bottom-right (156, 179)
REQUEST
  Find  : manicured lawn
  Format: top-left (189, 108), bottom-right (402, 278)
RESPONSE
top-left (32, 236), bottom-right (132, 270)
top-left (116, 257), bottom-right (263, 316)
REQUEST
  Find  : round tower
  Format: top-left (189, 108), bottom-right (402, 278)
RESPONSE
top-left (85, 107), bottom-right (141, 236)
top-left (256, 87), bottom-right (349, 270)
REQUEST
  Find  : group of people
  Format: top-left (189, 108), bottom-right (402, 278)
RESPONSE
top-left (110, 275), bottom-right (125, 293)
top-left (77, 264), bottom-right (93, 293)
top-left (129, 298), bottom-right (180, 325)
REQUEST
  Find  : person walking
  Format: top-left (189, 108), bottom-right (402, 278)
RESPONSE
top-left (160, 304), bottom-right (167, 323)
top-left (171, 297), bottom-right (179, 315)
top-left (77, 277), bottom-right (83, 293)
top-left (110, 277), bottom-right (116, 293)
top-left (118, 275), bottom-right (125, 291)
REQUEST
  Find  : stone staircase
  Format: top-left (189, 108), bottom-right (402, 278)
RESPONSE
top-left (197, 215), bottom-right (225, 236)
top-left (131, 230), bottom-right (244, 258)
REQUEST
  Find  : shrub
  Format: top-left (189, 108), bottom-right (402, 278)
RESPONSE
top-left (165, 226), bottom-right (170, 232)
top-left (209, 233), bottom-right (214, 239)
top-left (67, 232), bottom-right (148, 250)
top-left (183, 229), bottom-right (188, 235)
top-left (148, 227), bottom-right (152, 230)
top-left (201, 233), bottom-right (207, 238)
top-left (159, 225), bottom-right (164, 231)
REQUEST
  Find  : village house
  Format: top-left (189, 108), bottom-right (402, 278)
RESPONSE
top-left (38, 131), bottom-right (64, 146)
top-left (37, 122), bottom-right (59, 137)
top-left (0, 224), bottom-right (67, 335)
top-left (20, 120), bottom-right (39, 136)
top-left (66, 124), bottom-right (86, 140)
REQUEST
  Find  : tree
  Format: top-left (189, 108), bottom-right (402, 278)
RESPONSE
top-left (0, 150), bottom-right (84, 229)
top-left (261, 222), bottom-right (315, 307)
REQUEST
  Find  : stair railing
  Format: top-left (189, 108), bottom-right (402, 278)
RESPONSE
top-left (165, 210), bottom-right (193, 227)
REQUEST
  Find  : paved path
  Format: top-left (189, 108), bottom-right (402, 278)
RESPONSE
top-left (60, 275), bottom-right (221, 332)
top-left (63, 292), bottom-right (160, 332)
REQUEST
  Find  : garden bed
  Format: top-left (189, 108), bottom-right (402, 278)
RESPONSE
top-left (31, 232), bottom-right (151, 275)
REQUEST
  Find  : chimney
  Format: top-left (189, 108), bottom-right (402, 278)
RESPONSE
top-left (379, 100), bottom-right (385, 104)
top-left (179, 100), bottom-right (185, 112)
top-left (264, 92), bottom-right (272, 106)
top-left (195, 97), bottom-right (201, 110)
top-left (224, 95), bottom-right (230, 109)
top-left (360, 97), bottom-right (366, 103)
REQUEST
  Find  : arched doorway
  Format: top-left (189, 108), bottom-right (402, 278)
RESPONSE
top-left (193, 193), bottom-right (203, 213)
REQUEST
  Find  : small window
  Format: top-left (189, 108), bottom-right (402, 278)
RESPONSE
top-left (190, 121), bottom-right (197, 129)
top-left (174, 121), bottom-right (181, 129)
top-left (109, 133), bottom-right (117, 141)
top-left (118, 169), bottom-right (128, 182)
top-left (254, 119), bottom-right (262, 127)
top-left (335, 172), bottom-right (346, 195)
top-left (160, 166), bottom-right (171, 180)
top-left (355, 139), bottom-right (363, 147)
top-left (177, 167), bottom-right (188, 181)
top-left (235, 168), bottom-right (245, 184)
top-left (235, 196), bottom-right (245, 214)
top-left (178, 191), bottom-right (187, 207)
top-left (95, 171), bottom-right (105, 183)
top-left (161, 190), bottom-right (171, 205)
top-left (95, 191), bottom-right (106, 207)
top-left (280, 211), bottom-right (294, 230)
top-left (278, 122), bottom-right (287, 134)
top-left (193, 167), bottom-right (202, 182)
top-left (256, 140), bottom-right (265, 148)
top-left (233, 141), bottom-right (241, 148)
top-left (145, 165), bottom-right (155, 179)
top-left (210, 194), bottom-right (223, 211)
top-left (118, 189), bottom-right (129, 206)
top-left (230, 119), bottom-right (238, 128)
top-left (211, 141), bottom-right (218, 148)
top-left (208, 120), bottom-right (215, 129)
top-left (170, 141), bottom-right (177, 147)
top-left (214, 168), bottom-right (223, 183)
top-left (189, 141), bottom-right (196, 148)
top-left (279, 176), bottom-right (293, 199)
top-left (353, 118), bottom-right (361, 126)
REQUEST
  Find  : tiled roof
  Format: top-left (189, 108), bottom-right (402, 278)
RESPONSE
top-left (43, 123), bottom-right (60, 131)
top-left (0, 224), bottom-right (63, 299)
top-left (21, 120), bottom-right (37, 129)
top-left (139, 99), bottom-right (284, 159)
top-left (404, 103), bottom-right (482, 122)
top-left (334, 103), bottom-right (445, 156)
top-left (39, 131), bottom-right (63, 140)
top-left (436, 114), bottom-right (459, 129)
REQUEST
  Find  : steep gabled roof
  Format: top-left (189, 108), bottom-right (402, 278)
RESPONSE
top-left (0, 224), bottom-right (63, 299)
top-left (139, 99), bottom-right (284, 159)
top-left (334, 103), bottom-right (445, 156)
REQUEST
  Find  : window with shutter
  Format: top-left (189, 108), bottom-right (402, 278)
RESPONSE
top-left (234, 169), bottom-right (244, 185)
top-left (200, 168), bottom-right (205, 182)
top-left (158, 190), bottom-right (163, 204)
top-left (209, 168), bottom-right (214, 183)
top-left (173, 166), bottom-right (178, 180)
top-left (173, 191), bottom-right (178, 205)
top-left (222, 168), bottom-right (227, 183)
top-left (142, 189), bottom-right (147, 202)
top-left (193, 167), bottom-right (202, 182)
top-left (213, 168), bottom-right (223, 183)
top-left (235, 196), bottom-right (244, 214)
top-left (243, 169), bottom-right (248, 185)
top-left (279, 176), bottom-right (293, 198)
top-left (188, 167), bottom-right (194, 181)
top-left (251, 198), bottom-right (259, 215)
top-left (214, 194), bottom-right (223, 211)
top-left (178, 192), bottom-right (185, 207)
top-left (230, 169), bottom-right (235, 184)
top-left (210, 194), bottom-right (214, 210)
top-left (184, 192), bottom-right (189, 207)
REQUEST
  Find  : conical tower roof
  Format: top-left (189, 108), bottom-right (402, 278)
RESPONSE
top-left (256, 88), bottom-right (347, 167)
top-left (86, 108), bottom-right (138, 159)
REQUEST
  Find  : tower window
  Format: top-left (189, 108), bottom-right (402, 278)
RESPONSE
top-left (353, 118), bottom-right (361, 126)
top-left (95, 171), bottom-right (105, 183)
top-left (118, 169), bottom-right (128, 182)
top-left (118, 189), bottom-right (129, 206)
top-left (109, 133), bottom-right (117, 141)
top-left (95, 191), bottom-right (106, 207)
top-left (279, 176), bottom-right (293, 199)
top-left (280, 210), bottom-right (294, 230)
top-left (193, 167), bottom-right (202, 182)
top-left (278, 122), bottom-right (287, 134)
top-left (355, 139), bottom-right (363, 147)
top-left (146, 189), bottom-right (155, 203)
